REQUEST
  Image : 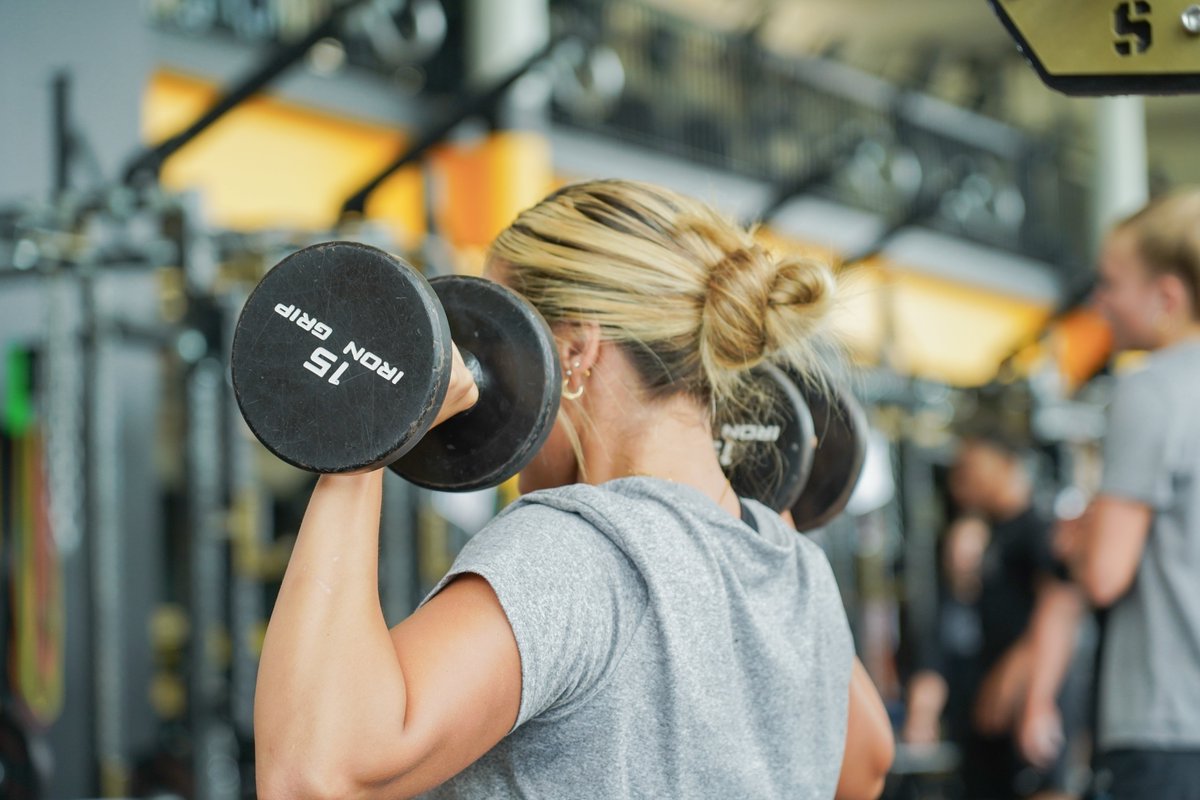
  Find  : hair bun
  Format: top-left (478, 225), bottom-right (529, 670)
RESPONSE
top-left (700, 246), bottom-right (835, 376)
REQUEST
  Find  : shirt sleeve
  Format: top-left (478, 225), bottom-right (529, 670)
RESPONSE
top-left (1100, 370), bottom-right (1170, 508)
top-left (423, 500), bottom-right (648, 730)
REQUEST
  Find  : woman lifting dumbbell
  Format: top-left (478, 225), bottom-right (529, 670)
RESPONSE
top-left (250, 180), bottom-right (894, 799)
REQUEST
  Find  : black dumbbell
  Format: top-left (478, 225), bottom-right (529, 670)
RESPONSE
top-left (717, 367), bottom-right (869, 527)
top-left (717, 363), bottom-right (816, 513)
top-left (788, 377), bottom-right (869, 531)
top-left (230, 241), bottom-right (561, 490)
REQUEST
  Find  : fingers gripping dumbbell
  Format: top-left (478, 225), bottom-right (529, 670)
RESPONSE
top-left (230, 241), bottom-right (561, 490)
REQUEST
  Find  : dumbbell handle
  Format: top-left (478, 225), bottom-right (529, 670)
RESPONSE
top-left (460, 347), bottom-right (494, 402)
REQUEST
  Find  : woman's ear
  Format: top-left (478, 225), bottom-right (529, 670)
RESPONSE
top-left (1158, 273), bottom-right (1194, 323)
top-left (556, 321), bottom-right (602, 377)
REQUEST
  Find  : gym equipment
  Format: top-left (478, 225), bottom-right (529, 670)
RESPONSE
top-left (390, 276), bottom-right (561, 491)
top-left (340, 35), bottom-right (564, 218)
top-left (230, 241), bottom-right (560, 489)
top-left (717, 364), bottom-right (815, 513)
top-left (125, 0), bottom-right (375, 184)
top-left (789, 379), bottom-right (869, 532)
top-left (990, 0), bottom-right (1200, 95)
top-left (0, 708), bottom-right (41, 800)
top-left (2, 350), bottom-right (65, 728)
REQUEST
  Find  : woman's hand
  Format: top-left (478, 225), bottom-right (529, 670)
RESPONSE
top-left (433, 343), bottom-right (481, 428)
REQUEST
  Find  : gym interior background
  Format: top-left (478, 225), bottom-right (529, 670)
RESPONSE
top-left (1, 0), bottom-right (1197, 798)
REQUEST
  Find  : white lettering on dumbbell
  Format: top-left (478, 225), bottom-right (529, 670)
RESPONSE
top-left (329, 362), bottom-right (348, 385)
top-left (282, 303), bottom-right (407, 389)
top-left (304, 347), bottom-right (337, 378)
top-left (343, 341), bottom-right (405, 385)
top-left (713, 424), bottom-right (782, 467)
top-left (275, 302), bottom-right (332, 341)
top-left (715, 439), bottom-right (735, 467)
top-left (303, 347), bottom-right (350, 386)
top-left (720, 423), bottom-right (781, 442)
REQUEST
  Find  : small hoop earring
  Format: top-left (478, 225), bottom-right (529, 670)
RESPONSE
top-left (562, 379), bottom-right (585, 400)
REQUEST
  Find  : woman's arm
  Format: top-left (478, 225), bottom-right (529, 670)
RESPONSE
top-left (835, 658), bottom-right (895, 800)
top-left (254, 348), bottom-right (518, 799)
top-left (254, 473), bottom-right (521, 799)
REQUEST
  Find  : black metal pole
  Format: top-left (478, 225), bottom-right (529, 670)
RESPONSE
top-left (122, 0), bottom-right (371, 186)
top-left (841, 187), bottom-right (947, 267)
top-left (745, 137), bottom-right (863, 229)
top-left (339, 35), bottom-right (565, 219)
top-left (53, 71), bottom-right (71, 195)
top-left (997, 274), bottom-right (1098, 371)
top-left (840, 140), bottom-right (977, 269)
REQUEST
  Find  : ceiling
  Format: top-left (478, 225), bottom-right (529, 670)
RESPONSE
top-left (646, 0), bottom-right (1200, 188)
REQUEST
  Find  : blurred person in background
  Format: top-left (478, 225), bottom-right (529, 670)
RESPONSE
top-left (1023, 190), bottom-right (1200, 800)
top-left (904, 515), bottom-right (989, 755)
top-left (907, 435), bottom-right (1081, 799)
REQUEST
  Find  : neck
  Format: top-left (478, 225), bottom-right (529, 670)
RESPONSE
top-left (990, 485), bottom-right (1030, 521)
top-left (1157, 321), bottom-right (1200, 349)
top-left (580, 392), bottom-right (739, 517)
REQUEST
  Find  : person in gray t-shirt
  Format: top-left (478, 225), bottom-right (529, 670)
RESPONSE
top-left (1050, 190), bottom-right (1200, 799)
top-left (253, 180), bottom-right (895, 799)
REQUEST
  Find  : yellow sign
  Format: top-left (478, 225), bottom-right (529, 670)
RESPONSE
top-left (989, 0), bottom-right (1200, 94)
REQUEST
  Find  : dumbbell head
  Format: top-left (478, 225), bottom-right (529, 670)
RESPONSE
top-left (789, 379), bottom-right (868, 532)
top-left (390, 275), bottom-right (562, 491)
top-left (717, 363), bottom-right (816, 512)
top-left (231, 241), bottom-right (452, 473)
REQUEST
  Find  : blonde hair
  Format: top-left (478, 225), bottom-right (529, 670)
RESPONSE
top-left (490, 179), bottom-right (836, 429)
top-left (1115, 188), bottom-right (1200, 317)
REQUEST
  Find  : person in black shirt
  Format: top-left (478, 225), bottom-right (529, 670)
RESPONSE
top-left (906, 434), bottom-right (1078, 799)
top-left (904, 515), bottom-right (988, 751)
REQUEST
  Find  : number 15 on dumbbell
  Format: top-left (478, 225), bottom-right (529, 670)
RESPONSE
top-left (271, 301), bottom-right (406, 387)
top-left (231, 241), bottom-right (562, 490)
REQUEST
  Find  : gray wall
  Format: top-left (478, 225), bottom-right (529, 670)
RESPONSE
top-left (2, 3), bottom-right (158, 798)
top-left (1, 3), bottom-right (432, 795)
top-left (0, 0), bottom-right (149, 202)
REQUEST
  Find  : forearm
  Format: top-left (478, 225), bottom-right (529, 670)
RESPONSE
top-left (1023, 583), bottom-right (1083, 710)
top-left (255, 472), bottom-right (408, 793)
top-left (907, 670), bottom-right (948, 720)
